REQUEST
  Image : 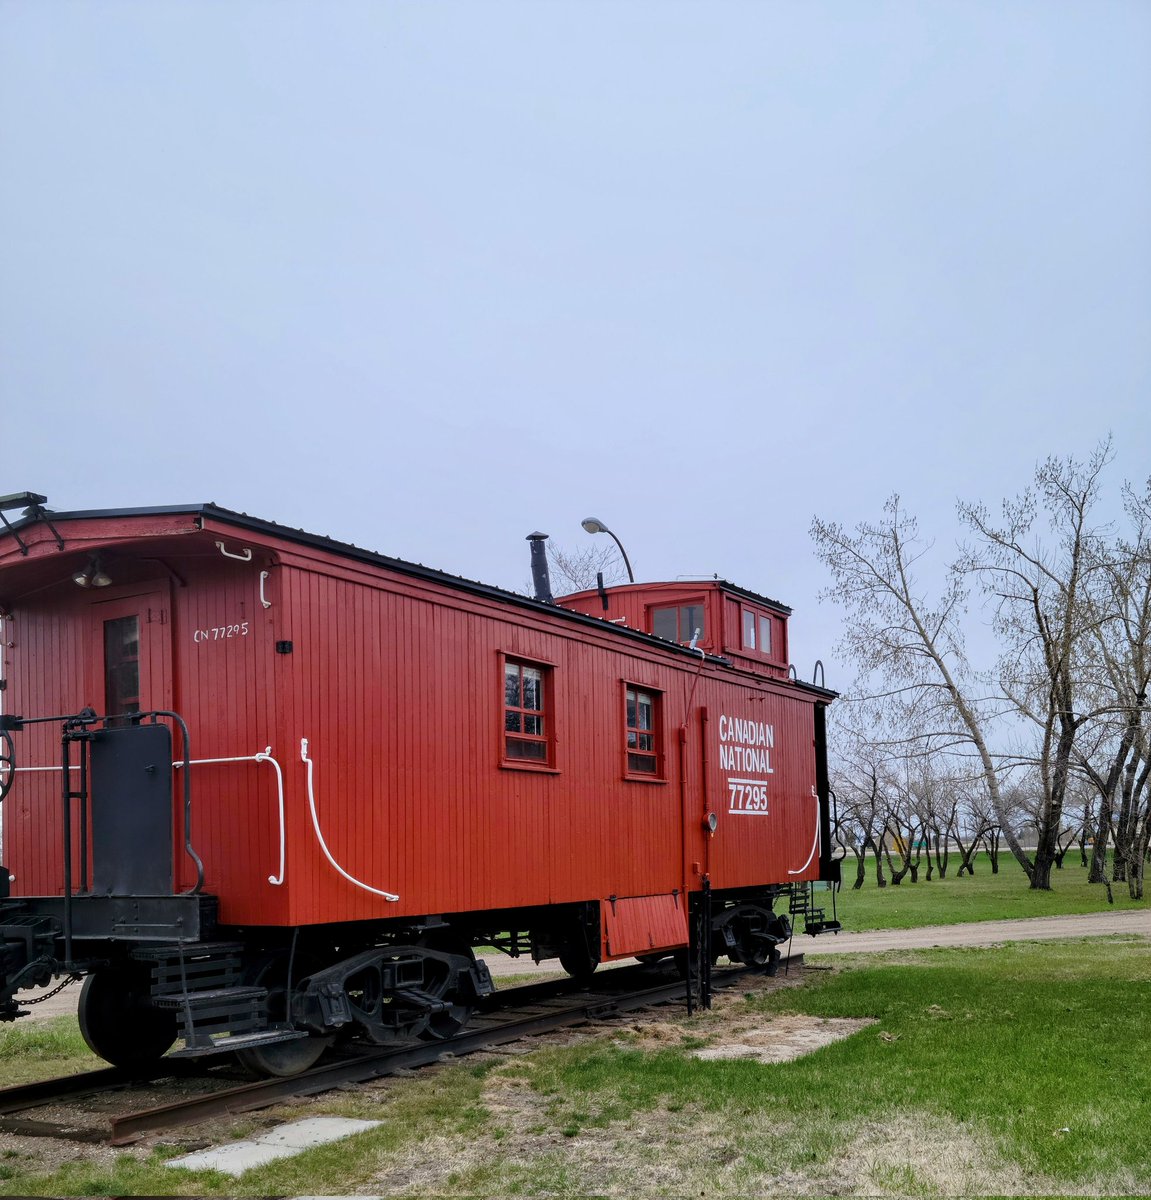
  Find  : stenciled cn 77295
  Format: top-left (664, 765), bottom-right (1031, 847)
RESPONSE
top-left (0, 493), bottom-right (841, 1076)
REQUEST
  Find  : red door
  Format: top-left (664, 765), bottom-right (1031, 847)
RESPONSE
top-left (84, 584), bottom-right (180, 892)
top-left (84, 585), bottom-right (173, 720)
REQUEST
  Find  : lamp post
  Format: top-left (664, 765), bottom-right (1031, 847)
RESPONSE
top-left (580, 517), bottom-right (635, 583)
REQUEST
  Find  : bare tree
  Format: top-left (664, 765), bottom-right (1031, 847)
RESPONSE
top-left (829, 709), bottom-right (891, 889)
top-left (812, 446), bottom-right (1137, 891)
top-left (1073, 478), bottom-right (1151, 896)
top-left (878, 764), bottom-right (926, 885)
top-left (546, 542), bottom-right (628, 593)
top-left (959, 444), bottom-right (1114, 889)
top-left (811, 496), bottom-right (1028, 880)
top-left (833, 768), bottom-right (885, 890)
top-left (953, 787), bottom-right (994, 877)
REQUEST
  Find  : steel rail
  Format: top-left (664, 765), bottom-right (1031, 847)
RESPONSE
top-left (0, 954), bottom-right (802, 1147)
top-left (0, 972), bottom-right (638, 1130)
top-left (0, 1066), bottom-right (140, 1116)
top-left (109, 954), bottom-right (802, 1144)
top-left (0, 1059), bottom-right (203, 1118)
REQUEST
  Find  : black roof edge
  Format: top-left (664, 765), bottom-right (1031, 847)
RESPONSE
top-left (713, 579), bottom-right (792, 616)
top-left (4, 503), bottom-right (833, 687)
top-left (3, 502), bottom-right (749, 668)
top-left (789, 681), bottom-right (839, 701)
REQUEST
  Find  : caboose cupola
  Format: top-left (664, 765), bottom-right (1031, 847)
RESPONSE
top-left (558, 578), bottom-right (791, 680)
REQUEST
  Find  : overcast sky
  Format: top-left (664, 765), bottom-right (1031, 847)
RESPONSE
top-left (2, 1), bottom-right (1148, 677)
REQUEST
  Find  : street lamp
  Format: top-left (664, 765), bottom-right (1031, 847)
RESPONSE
top-left (580, 517), bottom-right (635, 583)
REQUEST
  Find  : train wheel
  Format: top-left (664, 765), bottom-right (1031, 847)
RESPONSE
top-left (78, 961), bottom-right (177, 1069)
top-left (235, 952), bottom-right (333, 1078)
top-left (558, 940), bottom-right (598, 983)
top-left (719, 904), bottom-right (781, 968)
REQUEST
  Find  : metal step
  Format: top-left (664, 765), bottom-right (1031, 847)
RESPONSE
top-left (153, 986), bottom-right (266, 1009)
top-left (132, 941), bottom-right (246, 961)
top-left (167, 1027), bottom-right (308, 1059)
top-left (154, 982), bottom-right (279, 1055)
top-left (135, 943), bottom-right (246, 999)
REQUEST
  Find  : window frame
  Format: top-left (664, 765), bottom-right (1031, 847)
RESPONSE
top-left (758, 613), bottom-right (773, 658)
top-left (741, 604), bottom-right (780, 662)
top-left (648, 599), bottom-right (707, 647)
top-left (621, 680), bottom-right (666, 782)
top-left (499, 652), bottom-right (559, 773)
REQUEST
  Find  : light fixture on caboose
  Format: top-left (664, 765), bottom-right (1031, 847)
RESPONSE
top-left (580, 516), bottom-right (636, 583)
top-left (72, 554), bottom-right (112, 588)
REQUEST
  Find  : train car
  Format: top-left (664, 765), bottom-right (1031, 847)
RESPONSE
top-left (0, 493), bottom-right (839, 1075)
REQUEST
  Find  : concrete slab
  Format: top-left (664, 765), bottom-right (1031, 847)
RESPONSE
top-left (167, 1116), bottom-right (381, 1177)
top-left (171, 1140), bottom-right (298, 1175)
top-left (257, 1116), bottom-right (379, 1149)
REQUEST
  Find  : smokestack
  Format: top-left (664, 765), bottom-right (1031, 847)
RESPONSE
top-left (526, 532), bottom-right (554, 603)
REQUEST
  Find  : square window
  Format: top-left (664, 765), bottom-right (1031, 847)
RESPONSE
top-left (624, 684), bottom-right (663, 777)
top-left (503, 658), bottom-right (554, 767)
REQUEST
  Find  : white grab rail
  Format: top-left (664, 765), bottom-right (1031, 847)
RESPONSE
top-left (788, 787), bottom-right (822, 876)
top-left (174, 749), bottom-right (286, 885)
top-left (301, 737), bottom-right (399, 902)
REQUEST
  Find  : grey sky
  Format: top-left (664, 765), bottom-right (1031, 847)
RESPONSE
top-left (2, 1), bottom-right (1148, 677)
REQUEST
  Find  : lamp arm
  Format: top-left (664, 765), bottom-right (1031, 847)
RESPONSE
top-left (607, 531), bottom-right (635, 583)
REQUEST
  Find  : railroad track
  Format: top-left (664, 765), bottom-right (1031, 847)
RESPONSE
top-left (0, 953), bottom-right (803, 1146)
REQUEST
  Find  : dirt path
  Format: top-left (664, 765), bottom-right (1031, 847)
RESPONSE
top-left (798, 906), bottom-right (1151, 954)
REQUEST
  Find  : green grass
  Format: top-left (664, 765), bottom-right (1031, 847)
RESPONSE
top-left (0, 1014), bottom-right (97, 1086)
top-left (3, 939), bottom-right (1149, 1195)
top-left (463, 938), bottom-right (1151, 1195)
top-left (834, 850), bottom-right (1145, 930)
top-left (3, 1059), bottom-right (496, 1197)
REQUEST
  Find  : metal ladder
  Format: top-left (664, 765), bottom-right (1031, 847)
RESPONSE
top-left (787, 881), bottom-right (842, 937)
top-left (133, 942), bottom-right (307, 1058)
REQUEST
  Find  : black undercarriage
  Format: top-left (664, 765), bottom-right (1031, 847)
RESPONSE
top-left (0, 885), bottom-right (811, 1074)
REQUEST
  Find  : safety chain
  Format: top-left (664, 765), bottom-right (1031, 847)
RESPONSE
top-left (23, 974), bottom-right (82, 1004)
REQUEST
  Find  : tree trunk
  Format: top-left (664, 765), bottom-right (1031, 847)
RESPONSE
top-left (983, 827), bottom-right (1001, 874)
top-left (909, 838), bottom-right (924, 883)
top-left (1128, 856), bottom-right (1144, 901)
top-left (871, 838), bottom-right (887, 888)
top-left (1030, 846), bottom-right (1056, 890)
top-left (934, 831), bottom-right (950, 879)
top-left (851, 846), bottom-right (866, 890)
top-left (1030, 715), bottom-right (1076, 891)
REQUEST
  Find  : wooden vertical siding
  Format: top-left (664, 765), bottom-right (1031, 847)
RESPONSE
top-left (3, 585), bottom-right (89, 897)
top-left (270, 558), bottom-right (689, 925)
top-left (168, 553), bottom-right (285, 921)
top-left (1, 510), bottom-right (829, 932)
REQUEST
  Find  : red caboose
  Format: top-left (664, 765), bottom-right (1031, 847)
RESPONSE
top-left (0, 494), bottom-right (838, 1074)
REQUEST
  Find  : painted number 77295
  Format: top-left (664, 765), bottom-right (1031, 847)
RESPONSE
top-left (728, 781), bottom-right (769, 814)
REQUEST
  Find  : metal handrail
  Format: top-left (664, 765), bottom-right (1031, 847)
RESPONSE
top-left (173, 749), bottom-right (286, 885)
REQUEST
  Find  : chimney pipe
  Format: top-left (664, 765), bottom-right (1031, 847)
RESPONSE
top-left (526, 532), bottom-right (554, 603)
